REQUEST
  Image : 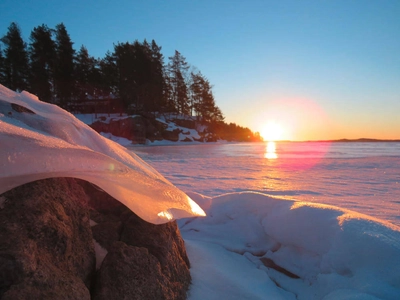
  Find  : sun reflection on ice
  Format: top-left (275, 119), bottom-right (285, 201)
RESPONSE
top-left (265, 141), bottom-right (278, 159)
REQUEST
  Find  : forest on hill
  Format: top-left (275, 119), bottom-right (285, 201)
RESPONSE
top-left (0, 22), bottom-right (262, 142)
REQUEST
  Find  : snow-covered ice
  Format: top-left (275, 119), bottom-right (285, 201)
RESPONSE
top-left (0, 85), bottom-right (205, 224)
top-left (134, 143), bottom-right (400, 299)
top-left (179, 192), bottom-right (400, 299)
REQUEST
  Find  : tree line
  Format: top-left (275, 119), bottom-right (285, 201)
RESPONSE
top-left (0, 22), bottom-right (261, 141)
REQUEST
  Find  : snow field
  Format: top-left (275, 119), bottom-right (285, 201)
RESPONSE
top-left (180, 192), bottom-right (400, 299)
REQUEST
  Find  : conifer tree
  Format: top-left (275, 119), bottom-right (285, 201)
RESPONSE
top-left (131, 40), bottom-right (152, 112)
top-left (113, 42), bottom-right (137, 110)
top-left (28, 24), bottom-right (56, 103)
top-left (0, 46), bottom-right (5, 85)
top-left (190, 71), bottom-right (224, 123)
top-left (99, 50), bottom-right (117, 93)
top-left (54, 23), bottom-right (75, 107)
top-left (0, 22), bottom-right (29, 91)
top-left (75, 45), bottom-right (101, 99)
top-left (113, 40), bottom-right (163, 113)
top-left (167, 50), bottom-right (190, 114)
top-left (148, 40), bottom-right (166, 112)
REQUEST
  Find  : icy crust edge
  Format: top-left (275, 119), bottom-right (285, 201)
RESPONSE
top-left (0, 85), bottom-right (205, 224)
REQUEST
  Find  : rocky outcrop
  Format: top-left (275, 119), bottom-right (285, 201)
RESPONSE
top-left (90, 115), bottom-right (177, 144)
top-left (0, 178), bottom-right (191, 299)
top-left (89, 115), bottom-right (201, 144)
top-left (91, 116), bottom-right (147, 144)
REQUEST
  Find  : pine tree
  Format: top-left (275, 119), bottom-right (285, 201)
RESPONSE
top-left (0, 46), bottom-right (5, 85)
top-left (149, 40), bottom-right (167, 113)
top-left (0, 22), bottom-right (29, 91)
top-left (75, 45), bottom-right (101, 99)
top-left (113, 42), bottom-right (137, 110)
top-left (190, 71), bottom-right (224, 123)
top-left (131, 40), bottom-right (152, 112)
top-left (166, 50), bottom-right (190, 114)
top-left (99, 50), bottom-right (118, 95)
top-left (98, 50), bottom-right (122, 112)
top-left (28, 24), bottom-right (56, 103)
top-left (54, 23), bottom-right (75, 108)
top-left (113, 40), bottom-right (161, 113)
top-left (189, 71), bottom-right (202, 117)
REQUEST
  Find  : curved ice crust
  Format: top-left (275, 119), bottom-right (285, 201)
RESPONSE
top-left (0, 85), bottom-right (205, 224)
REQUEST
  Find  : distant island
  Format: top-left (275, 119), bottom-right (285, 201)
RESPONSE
top-left (298, 138), bottom-right (400, 143)
top-left (0, 22), bottom-right (262, 144)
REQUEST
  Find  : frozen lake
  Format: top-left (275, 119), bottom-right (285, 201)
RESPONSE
top-left (131, 142), bottom-right (400, 226)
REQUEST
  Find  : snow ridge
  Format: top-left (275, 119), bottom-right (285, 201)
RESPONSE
top-left (181, 192), bottom-right (400, 300)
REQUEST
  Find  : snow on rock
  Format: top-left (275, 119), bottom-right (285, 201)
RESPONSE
top-left (93, 239), bottom-right (108, 270)
top-left (180, 192), bottom-right (400, 300)
top-left (0, 85), bottom-right (205, 224)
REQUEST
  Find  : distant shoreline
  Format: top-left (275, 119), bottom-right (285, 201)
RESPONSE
top-left (277, 138), bottom-right (400, 143)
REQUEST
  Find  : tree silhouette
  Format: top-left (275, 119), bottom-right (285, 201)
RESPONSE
top-left (0, 22), bottom-right (29, 91)
top-left (0, 22), bottom-right (261, 142)
top-left (75, 45), bottom-right (102, 99)
top-left (0, 46), bottom-right (5, 85)
top-left (54, 23), bottom-right (75, 108)
top-left (190, 71), bottom-right (224, 123)
top-left (28, 24), bottom-right (56, 103)
top-left (167, 50), bottom-right (190, 114)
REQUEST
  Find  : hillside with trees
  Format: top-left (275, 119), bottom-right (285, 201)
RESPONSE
top-left (0, 22), bottom-right (262, 143)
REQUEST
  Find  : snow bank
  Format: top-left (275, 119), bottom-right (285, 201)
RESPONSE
top-left (0, 85), bottom-right (205, 224)
top-left (180, 192), bottom-right (400, 299)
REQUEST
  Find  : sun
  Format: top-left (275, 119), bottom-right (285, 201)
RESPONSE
top-left (260, 121), bottom-right (284, 141)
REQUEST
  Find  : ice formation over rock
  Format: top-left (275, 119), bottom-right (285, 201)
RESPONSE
top-left (0, 85), bottom-right (205, 224)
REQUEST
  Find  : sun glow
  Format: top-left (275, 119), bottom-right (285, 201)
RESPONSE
top-left (261, 121), bottom-right (284, 141)
top-left (265, 141), bottom-right (277, 159)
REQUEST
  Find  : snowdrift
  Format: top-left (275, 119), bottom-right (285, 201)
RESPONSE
top-left (181, 192), bottom-right (400, 300)
top-left (0, 85), bottom-right (205, 224)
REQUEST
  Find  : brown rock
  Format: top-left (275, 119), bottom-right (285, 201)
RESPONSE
top-left (0, 178), bottom-right (95, 299)
top-left (0, 178), bottom-right (192, 299)
top-left (162, 129), bottom-right (181, 142)
top-left (80, 180), bottom-right (191, 299)
top-left (120, 214), bottom-right (191, 298)
top-left (92, 241), bottom-right (169, 300)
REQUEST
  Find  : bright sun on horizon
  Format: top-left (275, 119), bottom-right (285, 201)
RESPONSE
top-left (260, 121), bottom-right (284, 141)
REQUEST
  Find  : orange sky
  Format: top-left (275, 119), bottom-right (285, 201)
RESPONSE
top-left (243, 96), bottom-right (400, 141)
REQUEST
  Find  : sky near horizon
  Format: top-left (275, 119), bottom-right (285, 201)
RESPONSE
top-left (1, 0), bottom-right (399, 141)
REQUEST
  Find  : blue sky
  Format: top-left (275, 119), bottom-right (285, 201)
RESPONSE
top-left (1, 0), bottom-right (399, 140)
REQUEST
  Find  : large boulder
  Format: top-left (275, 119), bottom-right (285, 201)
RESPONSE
top-left (0, 178), bottom-right (95, 299)
top-left (0, 178), bottom-right (191, 299)
top-left (81, 180), bottom-right (191, 300)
